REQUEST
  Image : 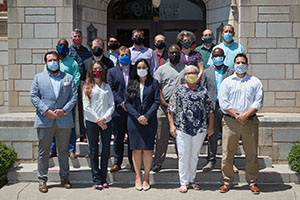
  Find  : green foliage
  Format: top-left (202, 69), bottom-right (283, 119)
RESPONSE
top-left (287, 143), bottom-right (300, 174)
top-left (0, 142), bottom-right (17, 176)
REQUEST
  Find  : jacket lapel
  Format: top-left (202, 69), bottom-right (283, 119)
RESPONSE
top-left (56, 72), bottom-right (64, 100)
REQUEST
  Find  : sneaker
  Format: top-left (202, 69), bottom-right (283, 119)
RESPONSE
top-left (93, 184), bottom-right (103, 190)
top-left (38, 182), bottom-right (48, 193)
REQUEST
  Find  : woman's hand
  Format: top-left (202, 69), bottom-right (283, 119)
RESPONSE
top-left (137, 115), bottom-right (148, 125)
top-left (96, 117), bottom-right (106, 128)
top-left (170, 125), bottom-right (177, 138)
top-left (100, 123), bottom-right (108, 130)
top-left (206, 126), bottom-right (214, 139)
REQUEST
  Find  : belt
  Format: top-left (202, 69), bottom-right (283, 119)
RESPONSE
top-left (224, 114), bottom-right (256, 120)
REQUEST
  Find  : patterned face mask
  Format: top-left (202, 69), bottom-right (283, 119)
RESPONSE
top-left (92, 70), bottom-right (103, 78)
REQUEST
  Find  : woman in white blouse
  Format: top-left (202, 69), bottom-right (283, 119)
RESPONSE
top-left (82, 61), bottom-right (114, 190)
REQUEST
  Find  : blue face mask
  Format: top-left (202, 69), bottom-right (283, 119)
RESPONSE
top-left (223, 33), bottom-right (233, 42)
top-left (56, 45), bottom-right (69, 55)
top-left (119, 56), bottom-right (131, 66)
top-left (213, 56), bottom-right (224, 66)
top-left (47, 61), bottom-right (59, 71)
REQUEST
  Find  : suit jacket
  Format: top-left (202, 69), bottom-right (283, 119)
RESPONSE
top-left (30, 71), bottom-right (78, 128)
top-left (125, 78), bottom-right (160, 120)
top-left (153, 49), bottom-right (168, 70)
top-left (201, 65), bottom-right (234, 110)
top-left (107, 64), bottom-right (132, 118)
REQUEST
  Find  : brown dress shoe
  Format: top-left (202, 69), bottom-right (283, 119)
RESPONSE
top-left (110, 164), bottom-right (121, 172)
top-left (61, 179), bottom-right (72, 189)
top-left (250, 184), bottom-right (260, 195)
top-left (49, 152), bottom-right (57, 158)
top-left (69, 152), bottom-right (77, 159)
top-left (219, 184), bottom-right (230, 193)
top-left (39, 182), bottom-right (48, 193)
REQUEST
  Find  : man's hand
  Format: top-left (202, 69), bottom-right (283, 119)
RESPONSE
top-left (54, 109), bottom-right (65, 117)
top-left (137, 115), bottom-right (148, 125)
top-left (235, 112), bottom-right (248, 125)
top-left (170, 125), bottom-right (177, 138)
top-left (45, 109), bottom-right (57, 119)
top-left (121, 102), bottom-right (127, 112)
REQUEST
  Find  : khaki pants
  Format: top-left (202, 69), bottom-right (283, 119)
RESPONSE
top-left (221, 115), bottom-right (259, 185)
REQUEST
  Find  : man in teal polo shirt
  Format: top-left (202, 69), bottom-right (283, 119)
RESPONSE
top-left (195, 29), bottom-right (215, 70)
top-left (207, 24), bottom-right (245, 68)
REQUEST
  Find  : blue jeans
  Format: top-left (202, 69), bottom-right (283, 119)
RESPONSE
top-left (86, 120), bottom-right (112, 185)
top-left (50, 107), bottom-right (76, 153)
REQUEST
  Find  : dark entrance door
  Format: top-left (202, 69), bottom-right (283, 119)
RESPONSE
top-left (107, 0), bottom-right (206, 49)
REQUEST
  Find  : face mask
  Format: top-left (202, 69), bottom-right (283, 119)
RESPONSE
top-left (223, 33), bottom-right (233, 42)
top-left (72, 37), bottom-right (82, 46)
top-left (56, 45), bottom-right (69, 56)
top-left (155, 41), bottom-right (166, 50)
top-left (92, 70), bottom-right (103, 78)
top-left (182, 41), bottom-right (192, 49)
top-left (185, 74), bottom-right (198, 84)
top-left (132, 37), bottom-right (143, 45)
top-left (92, 47), bottom-right (103, 57)
top-left (47, 61), bottom-right (59, 71)
top-left (213, 56), bottom-right (224, 66)
top-left (203, 35), bottom-right (213, 44)
top-left (137, 69), bottom-right (148, 78)
top-left (234, 64), bottom-right (248, 74)
top-left (169, 54), bottom-right (180, 64)
top-left (119, 56), bottom-right (131, 66)
top-left (108, 43), bottom-right (119, 50)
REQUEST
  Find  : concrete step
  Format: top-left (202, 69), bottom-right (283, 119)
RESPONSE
top-left (8, 163), bottom-right (300, 184)
top-left (48, 154), bottom-right (272, 169)
top-left (75, 141), bottom-right (245, 156)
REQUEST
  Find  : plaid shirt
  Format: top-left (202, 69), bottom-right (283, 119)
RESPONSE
top-left (69, 44), bottom-right (92, 73)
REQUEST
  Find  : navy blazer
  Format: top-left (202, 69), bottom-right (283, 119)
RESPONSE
top-left (125, 78), bottom-right (160, 121)
top-left (107, 64), bottom-right (132, 118)
top-left (30, 71), bottom-right (77, 128)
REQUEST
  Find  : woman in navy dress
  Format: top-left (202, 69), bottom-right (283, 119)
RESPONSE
top-left (125, 58), bottom-right (160, 191)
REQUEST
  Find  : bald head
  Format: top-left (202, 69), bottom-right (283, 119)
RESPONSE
top-left (168, 45), bottom-right (180, 53)
top-left (212, 47), bottom-right (224, 57)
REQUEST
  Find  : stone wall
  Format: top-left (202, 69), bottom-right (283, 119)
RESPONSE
top-left (239, 0), bottom-right (300, 112)
top-left (6, 0), bottom-right (74, 113)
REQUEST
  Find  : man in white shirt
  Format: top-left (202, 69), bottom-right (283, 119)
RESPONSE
top-left (218, 53), bottom-right (263, 195)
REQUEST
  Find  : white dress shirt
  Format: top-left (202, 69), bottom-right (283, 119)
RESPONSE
top-left (83, 82), bottom-right (115, 123)
top-left (219, 73), bottom-right (263, 113)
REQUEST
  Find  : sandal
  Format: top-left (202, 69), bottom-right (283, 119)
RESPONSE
top-left (179, 185), bottom-right (188, 193)
top-left (189, 182), bottom-right (201, 190)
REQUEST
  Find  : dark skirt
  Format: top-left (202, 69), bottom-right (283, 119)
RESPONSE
top-left (127, 115), bottom-right (157, 150)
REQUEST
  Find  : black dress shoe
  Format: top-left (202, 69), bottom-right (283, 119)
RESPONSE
top-left (61, 179), bottom-right (72, 189)
top-left (152, 164), bottom-right (161, 172)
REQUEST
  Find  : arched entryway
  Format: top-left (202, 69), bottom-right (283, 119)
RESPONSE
top-left (107, 0), bottom-right (206, 48)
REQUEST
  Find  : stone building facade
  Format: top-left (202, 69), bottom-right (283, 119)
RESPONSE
top-left (0, 0), bottom-right (300, 114)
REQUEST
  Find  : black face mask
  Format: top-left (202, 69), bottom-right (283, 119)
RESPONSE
top-left (92, 47), bottom-right (103, 57)
top-left (169, 54), bottom-right (180, 64)
top-left (132, 37), bottom-right (143, 45)
top-left (108, 43), bottom-right (119, 50)
top-left (203, 35), bottom-right (213, 44)
top-left (155, 41), bottom-right (166, 50)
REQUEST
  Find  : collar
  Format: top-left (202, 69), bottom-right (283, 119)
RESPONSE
top-left (48, 71), bottom-right (61, 79)
top-left (233, 72), bottom-right (249, 80)
top-left (214, 65), bottom-right (224, 73)
top-left (131, 45), bottom-right (146, 51)
top-left (223, 41), bottom-right (235, 47)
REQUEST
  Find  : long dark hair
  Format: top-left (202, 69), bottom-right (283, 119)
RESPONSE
top-left (126, 58), bottom-right (152, 100)
top-left (84, 61), bottom-right (107, 103)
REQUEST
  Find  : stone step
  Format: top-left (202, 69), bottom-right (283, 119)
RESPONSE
top-left (8, 163), bottom-right (300, 184)
top-left (75, 141), bottom-right (245, 156)
top-left (48, 154), bottom-right (272, 169)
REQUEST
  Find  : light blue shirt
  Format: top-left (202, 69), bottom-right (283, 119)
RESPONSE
top-left (214, 66), bottom-right (224, 100)
top-left (130, 45), bottom-right (156, 75)
top-left (207, 41), bottom-right (245, 68)
top-left (219, 73), bottom-right (263, 113)
top-left (48, 71), bottom-right (61, 99)
top-left (109, 50), bottom-right (119, 66)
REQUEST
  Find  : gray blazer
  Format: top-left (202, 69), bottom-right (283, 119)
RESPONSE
top-left (30, 71), bottom-right (78, 128)
top-left (201, 65), bottom-right (234, 110)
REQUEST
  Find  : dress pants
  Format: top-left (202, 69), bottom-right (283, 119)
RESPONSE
top-left (112, 111), bottom-right (132, 166)
top-left (206, 101), bottom-right (223, 165)
top-left (221, 115), bottom-right (259, 185)
top-left (86, 120), bottom-right (112, 185)
top-left (176, 130), bottom-right (207, 185)
top-left (153, 105), bottom-right (170, 166)
top-left (50, 107), bottom-right (77, 153)
top-left (37, 124), bottom-right (71, 183)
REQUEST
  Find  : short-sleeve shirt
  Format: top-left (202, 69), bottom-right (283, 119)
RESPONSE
top-left (195, 44), bottom-right (215, 69)
top-left (154, 60), bottom-right (186, 101)
top-left (168, 84), bottom-right (214, 136)
top-left (180, 50), bottom-right (202, 66)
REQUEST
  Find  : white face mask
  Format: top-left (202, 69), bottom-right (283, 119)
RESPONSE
top-left (234, 64), bottom-right (248, 74)
top-left (137, 69), bottom-right (148, 78)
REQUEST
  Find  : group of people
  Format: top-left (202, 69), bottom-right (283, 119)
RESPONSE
top-left (30, 24), bottom-right (263, 195)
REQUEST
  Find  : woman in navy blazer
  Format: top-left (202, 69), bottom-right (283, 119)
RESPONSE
top-left (125, 59), bottom-right (160, 191)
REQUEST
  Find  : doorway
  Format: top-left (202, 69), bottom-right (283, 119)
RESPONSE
top-left (107, 0), bottom-right (206, 49)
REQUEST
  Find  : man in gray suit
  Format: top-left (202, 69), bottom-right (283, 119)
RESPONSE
top-left (30, 51), bottom-right (77, 193)
top-left (201, 47), bottom-right (234, 171)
